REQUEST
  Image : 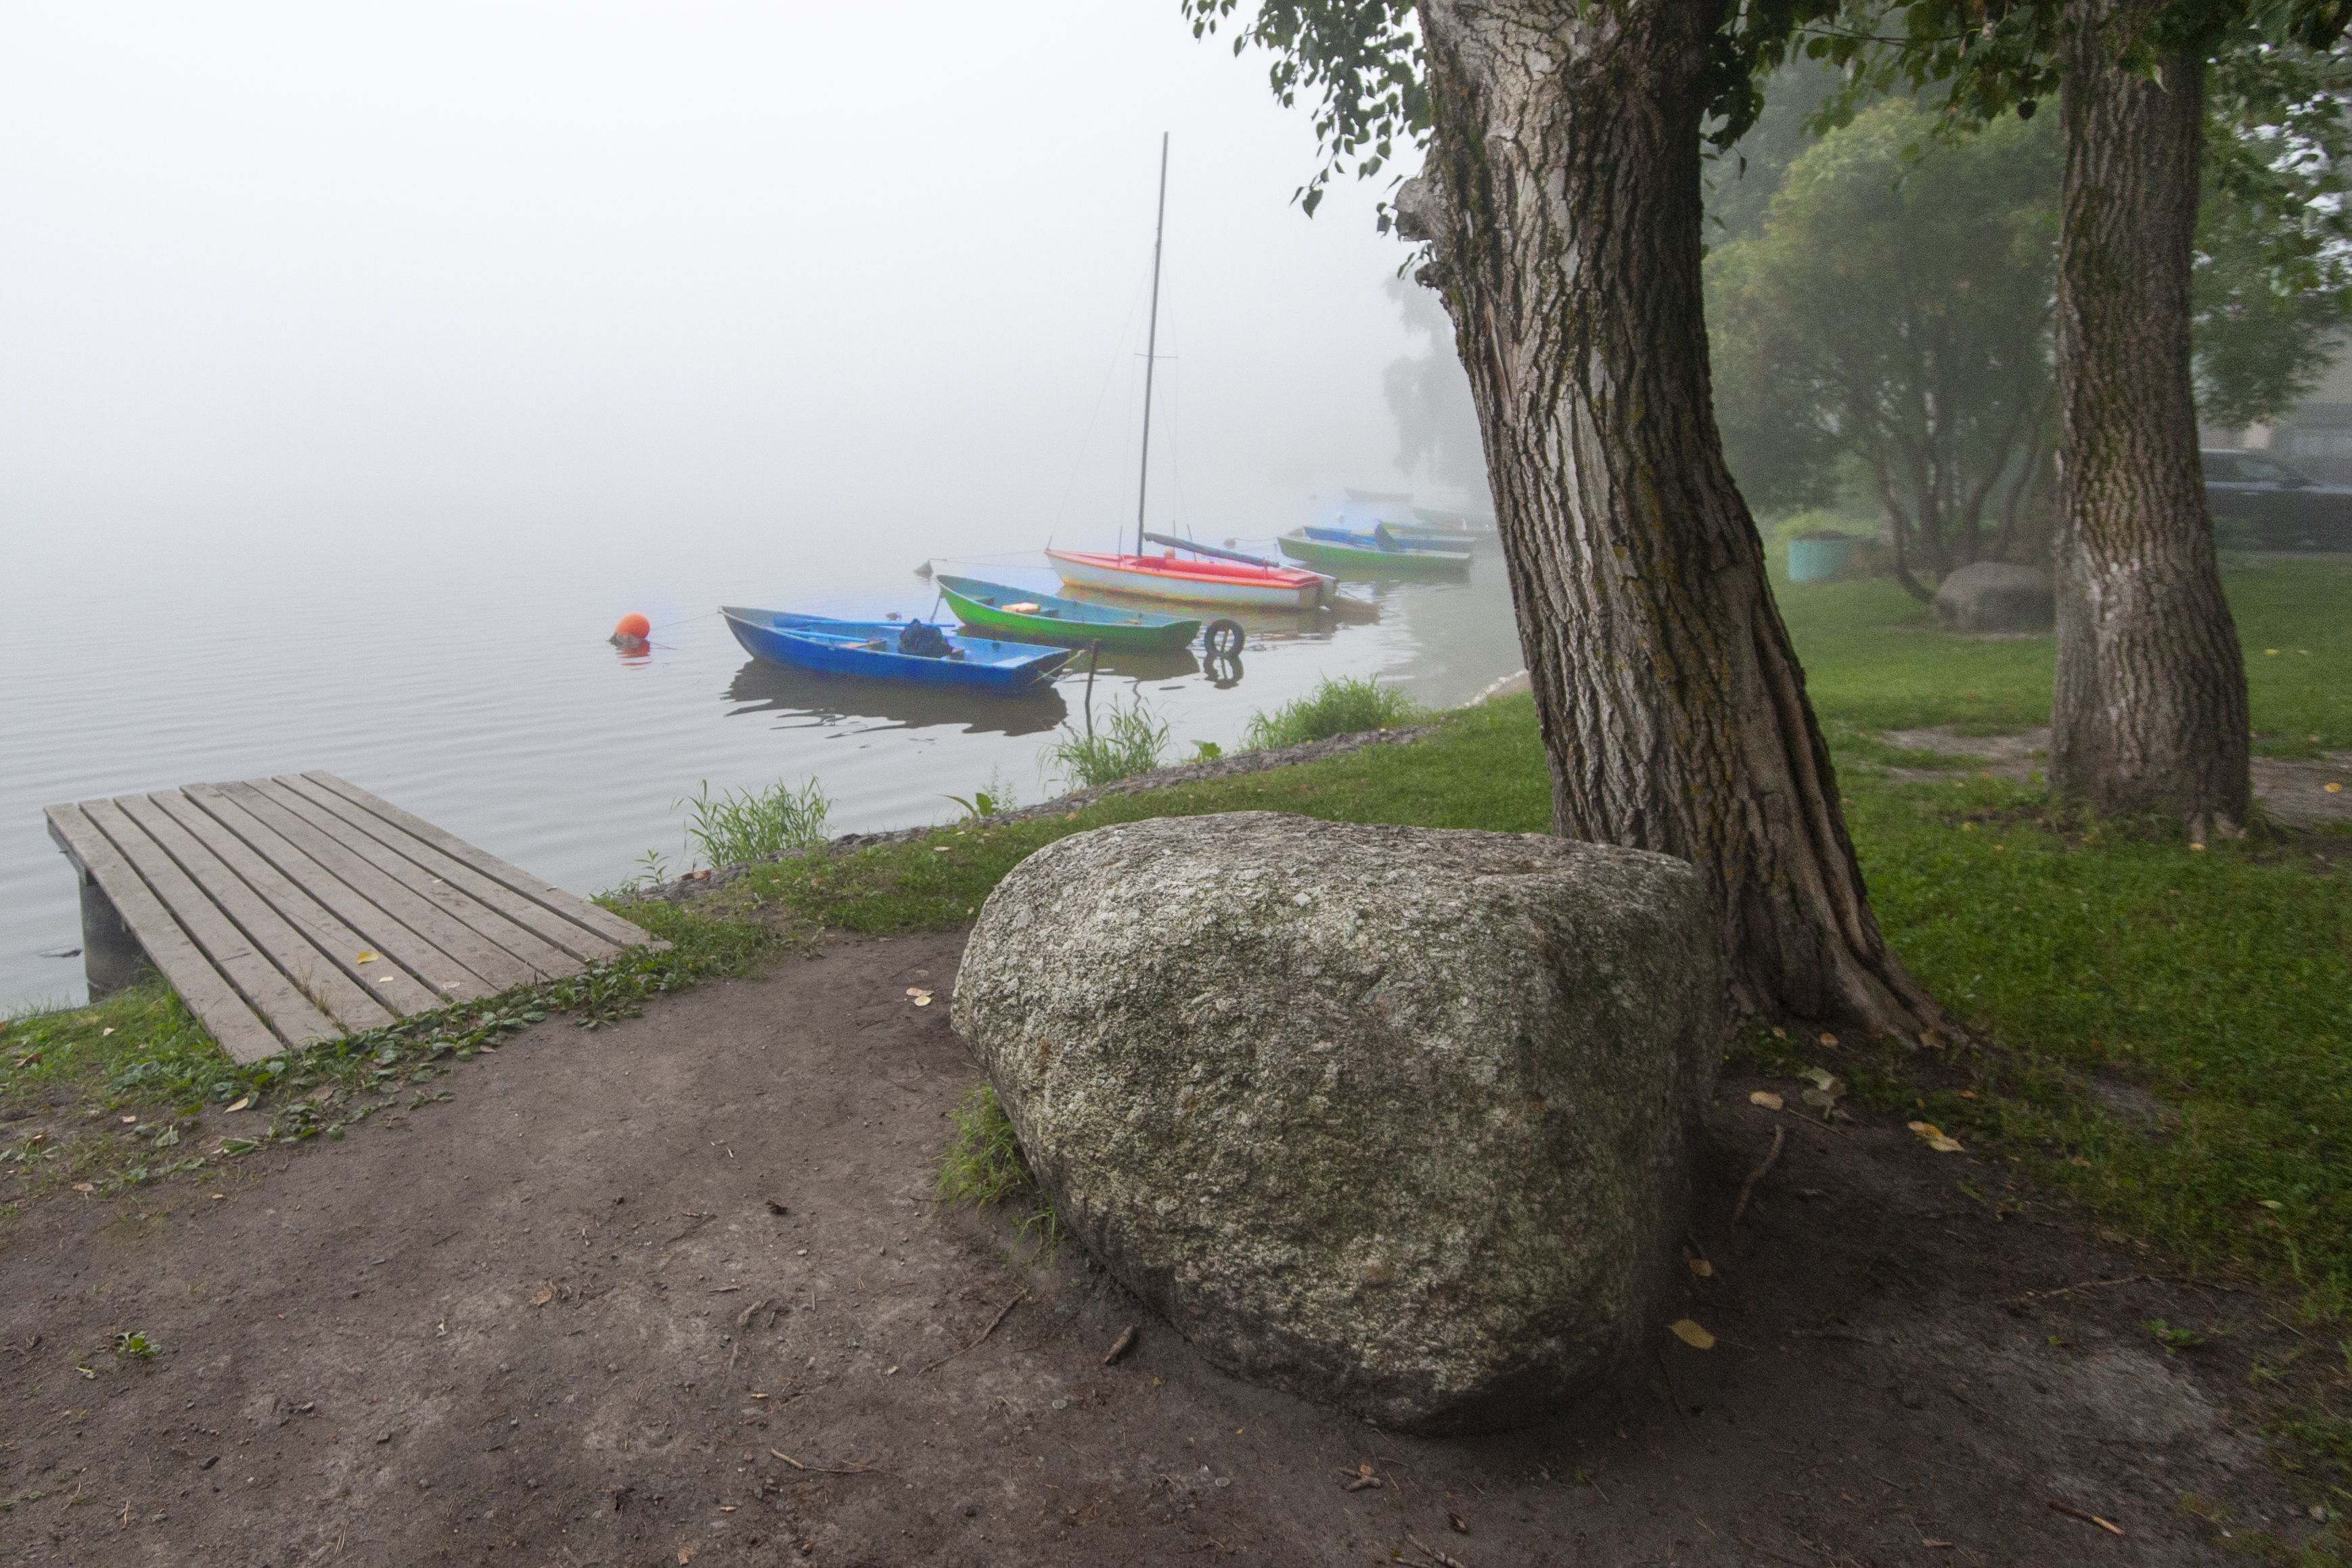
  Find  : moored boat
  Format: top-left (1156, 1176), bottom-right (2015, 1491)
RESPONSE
top-left (720, 607), bottom-right (1073, 693)
top-left (1280, 528), bottom-right (1472, 578)
top-left (934, 575), bottom-right (1203, 651)
top-left (1045, 548), bottom-right (1328, 610)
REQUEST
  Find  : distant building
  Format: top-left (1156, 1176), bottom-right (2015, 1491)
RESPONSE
top-left (2225, 352), bottom-right (2352, 481)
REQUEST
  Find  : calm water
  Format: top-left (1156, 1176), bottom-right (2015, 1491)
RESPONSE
top-left (3, 526), bottom-right (1521, 1013)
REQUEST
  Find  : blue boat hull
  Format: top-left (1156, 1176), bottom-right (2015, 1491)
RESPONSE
top-left (720, 608), bottom-right (1074, 694)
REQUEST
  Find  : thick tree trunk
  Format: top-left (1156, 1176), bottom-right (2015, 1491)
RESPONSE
top-left (2052, 2), bottom-right (2251, 840)
top-left (1397, 0), bottom-right (1954, 1039)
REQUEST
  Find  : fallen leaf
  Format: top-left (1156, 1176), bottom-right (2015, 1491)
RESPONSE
top-left (355, 951), bottom-right (379, 964)
top-left (101, 1027), bottom-right (114, 1036)
top-left (1687, 1255), bottom-right (1713, 1277)
top-left (71, 1182), bottom-right (95, 1193)
top-left (1819, 1032), bottom-right (1838, 1046)
top-left (1907, 1120), bottom-right (1964, 1153)
top-left (120, 1115), bottom-right (137, 1124)
top-left (2326, 782), bottom-right (2343, 794)
top-left (1748, 1090), bottom-right (1784, 1111)
top-left (224, 1097), bottom-right (250, 1113)
top-left (913, 996), bottom-right (932, 1007)
top-left (1668, 1318), bottom-right (1716, 1350)
top-left (1803, 1067), bottom-right (1837, 1090)
top-left (904, 987), bottom-right (923, 996)
top-left (2259, 1199), bottom-right (2284, 1211)
top-left (529, 1284), bottom-right (556, 1307)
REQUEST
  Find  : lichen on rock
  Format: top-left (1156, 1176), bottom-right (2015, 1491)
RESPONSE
top-left (951, 811), bottom-right (1723, 1433)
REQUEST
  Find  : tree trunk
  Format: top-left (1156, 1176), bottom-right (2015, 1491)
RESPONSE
top-left (2052, 1), bottom-right (2251, 841)
top-left (1397, 0), bottom-right (1954, 1039)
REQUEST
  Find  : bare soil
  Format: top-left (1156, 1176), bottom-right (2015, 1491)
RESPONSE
top-left (1883, 726), bottom-right (2350, 829)
top-left (1, 932), bottom-right (2334, 1566)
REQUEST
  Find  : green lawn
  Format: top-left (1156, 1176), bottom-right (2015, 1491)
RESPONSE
top-left (1771, 557), bottom-right (2352, 756)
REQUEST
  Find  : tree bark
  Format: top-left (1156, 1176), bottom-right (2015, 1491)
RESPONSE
top-left (1397, 0), bottom-right (1954, 1039)
top-left (2052, 0), bottom-right (2251, 841)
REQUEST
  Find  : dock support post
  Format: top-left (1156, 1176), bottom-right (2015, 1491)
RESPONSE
top-left (45, 825), bottom-right (154, 998)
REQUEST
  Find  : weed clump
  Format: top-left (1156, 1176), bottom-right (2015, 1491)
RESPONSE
top-left (1243, 674), bottom-right (1420, 750)
top-left (680, 777), bottom-right (830, 869)
top-left (1048, 695), bottom-right (1169, 787)
top-left (934, 1084), bottom-right (1062, 1255)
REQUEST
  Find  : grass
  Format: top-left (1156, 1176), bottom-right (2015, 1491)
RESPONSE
top-left (1046, 693), bottom-right (1170, 787)
top-left (1242, 673), bottom-right (1422, 750)
top-left (1771, 557), bottom-right (2352, 756)
top-left (934, 1084), bottom-right (1063, 1257)
top-left (679, 777), bottom-right (830, 869)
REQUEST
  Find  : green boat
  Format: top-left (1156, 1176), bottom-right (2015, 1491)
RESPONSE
top-left (1276, 528), bottom-right (1472, 578)
top-left (934, 574), bottom-right (1204, 652)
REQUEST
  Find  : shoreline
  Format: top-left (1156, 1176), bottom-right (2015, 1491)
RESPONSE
top-left (616, 721), bottom-right (1443, 906)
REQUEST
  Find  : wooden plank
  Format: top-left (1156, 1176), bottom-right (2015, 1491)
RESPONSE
top-left (274, 774), bottom-right (623, 965)
top-left (144, 790), bottom-right (447, 1017)
top-left (303, 772), bottom-right (668, 952)
top-left (119, 792), bottom-right (403, 1032)
top-left (177, 784), bottom-right (497, 1007)
top-left (41, 804), bottom-right (285, 1064)
top-left (194, 781), bottom-right (530, 995)
top-left (240, 778), bottom-right (586, 982)
top-left (78, 798), bottom-right (343, 1053)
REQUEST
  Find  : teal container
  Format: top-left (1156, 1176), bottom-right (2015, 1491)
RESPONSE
top-left (1787, 532), bottom-right (1857, 583)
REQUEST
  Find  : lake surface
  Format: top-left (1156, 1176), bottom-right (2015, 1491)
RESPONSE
top-left (3, 527), bottom-right (1522, 1013)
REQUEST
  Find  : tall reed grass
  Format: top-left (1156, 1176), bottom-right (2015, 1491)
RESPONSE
top-left (1048, 695), bottom-right (1169, 787)
top-left (1242, 674), bottom-right (1420, 751)
top-left (679, 777), bottom-right (830, 868)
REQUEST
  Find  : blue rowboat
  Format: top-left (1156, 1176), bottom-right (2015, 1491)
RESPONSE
top-left (720, 607), bottom-right (1075, 694)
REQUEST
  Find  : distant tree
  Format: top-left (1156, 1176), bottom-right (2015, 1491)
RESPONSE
top-left (1380, 275), bottom-right (1487, 492)
top-left (2194, 42), bottom-right (2352, 428)
top-left (1706, 101), bottom-right (2062, 593)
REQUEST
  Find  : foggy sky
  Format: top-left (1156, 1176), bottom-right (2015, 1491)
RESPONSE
top-left (0, 3), bottom-right (1448, 574)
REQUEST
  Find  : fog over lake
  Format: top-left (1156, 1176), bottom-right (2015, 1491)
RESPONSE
top-left (0, 3), bottom-right (1512, 1011)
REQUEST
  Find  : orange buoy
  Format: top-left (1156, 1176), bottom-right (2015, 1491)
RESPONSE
top-left (612, 612), bottom-right (651, 642)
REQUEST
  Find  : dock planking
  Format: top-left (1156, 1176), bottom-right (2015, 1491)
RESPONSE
top-left (44, 773), bottom-right (668, 1063)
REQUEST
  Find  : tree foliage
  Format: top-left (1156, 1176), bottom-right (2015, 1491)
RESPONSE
top-left (1707, 99), bottom-right (2062, 580)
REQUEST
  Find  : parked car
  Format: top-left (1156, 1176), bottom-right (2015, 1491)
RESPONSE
top-left (2202, 448), bottom-right (2352, 549)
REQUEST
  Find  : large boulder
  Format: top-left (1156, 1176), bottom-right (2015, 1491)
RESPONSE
top-left (1933, 561), bottom-right (2054, 632)
top-left (951, 812), bottom-right (1723, 1433)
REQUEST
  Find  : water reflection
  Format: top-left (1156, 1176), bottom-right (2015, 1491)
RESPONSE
top-left (723, 659), bottom-right (1070, 737)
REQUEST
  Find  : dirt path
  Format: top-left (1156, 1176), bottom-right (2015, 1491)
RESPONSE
top-left (1884, 727), bottom-right (2350, 828)
top-left (1, 933), bottom-right (2329, 1565)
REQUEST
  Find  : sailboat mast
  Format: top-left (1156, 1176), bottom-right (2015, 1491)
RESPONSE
top-left (1134, 132), bottom-right (1169, 560)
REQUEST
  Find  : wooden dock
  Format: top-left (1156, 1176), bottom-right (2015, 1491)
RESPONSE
top-left (44, 772), bottom-right (666, 1063)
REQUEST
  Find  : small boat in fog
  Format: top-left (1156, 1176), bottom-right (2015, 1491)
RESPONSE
top-left (720, 607), bottom-right (1072, 693)
top-left (1286, 526), bottom-right (1472, 578)
top-left (1044, 547), bottom-right (1328, 611)
top-left (934, 575), bottom-right (1205, 651)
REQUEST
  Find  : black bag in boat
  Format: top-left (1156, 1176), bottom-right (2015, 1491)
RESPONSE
top-left (897, 621), bottom-right (953, 658)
